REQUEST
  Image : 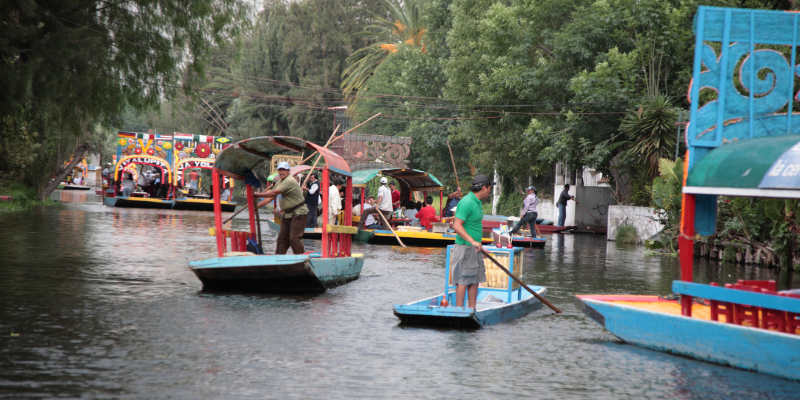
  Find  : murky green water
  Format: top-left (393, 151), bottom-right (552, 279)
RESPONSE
top-left (1, 190), bottom-right (799, 399)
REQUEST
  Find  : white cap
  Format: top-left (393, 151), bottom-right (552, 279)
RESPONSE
top-left (277, 161), bottom-right (291, 170)
top-left (380, 177), bottom-right (388, 184)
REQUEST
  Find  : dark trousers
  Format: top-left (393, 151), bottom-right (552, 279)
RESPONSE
top-left (510, 211), bottom-right (538, 237)
top-left (276, 213), bottom-right (306, 255)
top-left (306, 205), bottom-right (318, 228)
top-left (357, 207), bottom-right (391, 230)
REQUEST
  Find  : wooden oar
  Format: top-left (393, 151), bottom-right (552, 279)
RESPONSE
top-left (575, 200), bottom-right (605, 226)
top-left (376, 209), bottom-right (406, 248)
top-left (445, 140), bottom-right (461, 191)
top-left (480, 248), bottom-right (562, 313)
top-left (300, 124), bottom-right (340, 190)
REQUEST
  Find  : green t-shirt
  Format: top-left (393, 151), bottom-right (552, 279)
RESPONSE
top-left (275, 177), bottom-right (308, 218)
top-left (454, 191), bottom-right (483, 245)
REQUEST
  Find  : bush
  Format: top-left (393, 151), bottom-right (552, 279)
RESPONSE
top-left (616, 225), bottom-right (638, 244)
top-left (0, 183), bottom-right (57, 210)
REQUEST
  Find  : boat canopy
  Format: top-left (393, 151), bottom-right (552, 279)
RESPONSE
top-left (352, 167), bottom-right (443, 191)
top-left (684, 135), bottom-right (800, 199)
top-left (214, 136), bottom-right (351, 180)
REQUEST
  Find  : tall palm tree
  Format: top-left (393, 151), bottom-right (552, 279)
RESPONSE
top-left (341, 0), bottom-right (426, 100)
top-left (620, 97), bottom-right (678, 178)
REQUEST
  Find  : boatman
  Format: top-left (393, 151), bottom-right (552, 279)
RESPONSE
top-left (556, 184), bottom-right (575, 227)
top-left (256, 162), bottom-right (309, 255)
top-left (451, 174), bottom-right (495, 309)
top-left (509, 186), bottom-right (539, 238)
top-left (357, 177), bottom-right (392, 231)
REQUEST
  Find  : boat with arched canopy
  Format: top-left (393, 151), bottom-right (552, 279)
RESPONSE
top-left (171, 132), bottom-right (236, 212)
top-left (189, 136), bottom-right (364, 293)
top-left (104, 131), bottom-right (176, 209)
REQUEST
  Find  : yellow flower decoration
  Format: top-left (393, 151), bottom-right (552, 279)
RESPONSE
top-left (118, 138), bottom-right (127, 146)
top-left (163, 142), bottom-right (172, 150)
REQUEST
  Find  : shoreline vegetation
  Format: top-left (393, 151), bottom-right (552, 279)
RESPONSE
top-left (0, 184), bottom-right (59, 211)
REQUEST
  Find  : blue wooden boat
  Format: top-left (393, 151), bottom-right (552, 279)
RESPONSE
top-left (577, 6), bottom-right (800, 382)
top-left (393, 245), bottom-right (547, 328)
top-left (188, 136), bottom-right (364, 294)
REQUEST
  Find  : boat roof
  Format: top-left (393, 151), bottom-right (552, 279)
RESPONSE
top-left (684, 135), bottom-right (800, 199)
top-left (214, 136), bottom-right (351, 179)
top-left (352, 166), bottom-right (443, 191)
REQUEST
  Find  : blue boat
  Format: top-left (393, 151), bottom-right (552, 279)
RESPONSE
top-left (188, 136), bottom-right (364, 294)
top-left (577, 6), bottom-right (800, 381)
top-left (490, 228), bottom-right (546, 248)
top-left (393, 245), bottom-right (547, 328)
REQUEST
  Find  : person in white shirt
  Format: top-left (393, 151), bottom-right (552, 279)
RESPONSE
top-left (357, 177), bottom-right (392, 230)
top-left (328, 178), bottom-right (343, 225)
top-left (362, 197), bottom-right (382, 229)
top-left (121, 174), bottom-right (135, 197)
top-left (73, 176), bottom-right (82, 186)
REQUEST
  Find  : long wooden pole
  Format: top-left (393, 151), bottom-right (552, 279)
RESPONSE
top-left (480, 248), bottom-right (562, 313)
top-left (445, 140), bottom-right (461, 190)
top-left (300, 124), bottom-right (341, 190)
top-left (300, 113), bottom-right (382, 164)
top-left (376, 209), bottom-right (406, 247)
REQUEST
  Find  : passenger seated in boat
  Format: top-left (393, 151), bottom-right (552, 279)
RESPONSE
top-left (121, 174), bottom-right (135, 197)
top-left (363, 197), bottom-right (383, 230)
top-left (352, 199), bottom-right (361, 217)
top-left (256, 161), bottom-right (309, 255)
top-left (415, 196), bottom-right (436, 230)
top-left (403, 201), bottom-right (419, 226)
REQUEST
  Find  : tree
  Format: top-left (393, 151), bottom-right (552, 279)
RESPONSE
top-left (0, 0), bottom-right (248, 197)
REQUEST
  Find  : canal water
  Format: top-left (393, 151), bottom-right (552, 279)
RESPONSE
top-left (1, 191), bottom-right (800, 399)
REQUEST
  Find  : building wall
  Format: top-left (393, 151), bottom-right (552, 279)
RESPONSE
top-left (606, 205), bottom-right (664, 243)
top-left (575, 186), bottom-right (614, 228)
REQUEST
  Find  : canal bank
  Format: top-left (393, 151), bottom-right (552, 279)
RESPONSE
top-left (1, 200), bottom-right (799, 399)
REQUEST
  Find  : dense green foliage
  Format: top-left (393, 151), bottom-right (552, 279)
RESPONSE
top-left (0, 0), bottom-right (248, 196)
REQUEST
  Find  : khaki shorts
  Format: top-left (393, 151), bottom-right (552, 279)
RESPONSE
top-left (450, 244), bottom-right (486, 285)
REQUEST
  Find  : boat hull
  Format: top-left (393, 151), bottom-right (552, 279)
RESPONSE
top-left (62, 185), bottom-right (91, 191)
top-left (393, 287), bottom-right (546, 328)
top-left (104, 196), bottom-right (175, 209)
top-left (575, 295), bottom-right (800, 382)
top-left (491, 229), bottom-right (547, 247)
top-left (189, 254), bottom-right (364, 293)
top-left (173, 198), bottom-right (236, 212)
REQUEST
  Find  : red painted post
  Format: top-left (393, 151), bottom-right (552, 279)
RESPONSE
top-left (321, 167), bottom-right (330, 258)
top-left (679, 193), bottom-right (696, 316)
top-left (344, 176), bottom-right (353, 228)
top-left (360, 188), bottom-right (365, 214)
top-left (212, 170), bottom-right (225, 257)
top-left (246, 184), bottom-right (256, 240)
top-left (439, 190), bottom-right (443, 217)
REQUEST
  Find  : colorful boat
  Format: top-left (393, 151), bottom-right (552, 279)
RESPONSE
top-left (189, 136), bottom-right (364, 293)
top-left (577, 6), bottom-right (800, 382)
top-left (393, 245), bottom-right (546, 328)
top-left (172, 132), bottom-right (236, 212)
top-left (483, 215), bottom-right (575, 233)
top-left (104, 131), bottom-right (177, 209)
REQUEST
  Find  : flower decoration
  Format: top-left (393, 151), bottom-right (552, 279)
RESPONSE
top-left (178, 151), bottom-right (187, 160)
top-left (157, 141), bottom-right (162, 146)
top-left (147, 148), bottom-right (155, 156)
top-left (128, 138), bottom-right (134, 145)
top-left (195, 143), bottom-right (212, 158)
top-left (209, 153), bottom-right (216, 159)
top-left (163, 142), bottom-right (172, 150)
top-left (134, 147), bottom-right (142, 155)
top-left (175, 142), bottom-right (184, 151)
top-left (118, 138), bottom-right (127, 146)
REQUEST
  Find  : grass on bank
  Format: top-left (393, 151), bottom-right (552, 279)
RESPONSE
top-left (616, 225), bottom-right (639, 244)
top-left (0, 183), bottom-right (58, 211)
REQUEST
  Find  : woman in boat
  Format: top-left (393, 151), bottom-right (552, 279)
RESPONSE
top-left (508, 186), bottom-right (539, 238)
top-left (451, 174), bottom-right (495, 309)
top-left (403, 201), bottom-right (419, 226)
top-left (121, 173), bottom-right (135, 197)
top-left (256, 162), bottom-right (309, 254)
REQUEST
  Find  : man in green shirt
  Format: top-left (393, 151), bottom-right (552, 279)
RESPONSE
top-left (256, 162), bottom-right (309, 254)
top-left (451, 174), bottom-right (495, 309)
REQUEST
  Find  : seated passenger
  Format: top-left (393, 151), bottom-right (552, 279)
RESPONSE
top-left (403, 201), bottom-right (419, 226)
top-left (415, 196), bottom-right (437, 230)
top-left (362, 196), bottom-right (383, 230)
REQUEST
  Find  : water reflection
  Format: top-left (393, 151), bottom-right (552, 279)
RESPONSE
top-left (0, 201), bottom-right (799, 399)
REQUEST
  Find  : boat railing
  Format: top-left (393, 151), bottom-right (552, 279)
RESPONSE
top-left (324, 225), bottom-right (357, 258)
top-left (217, 229), bottom-right (256, 255)
top-left (672, 280), bottom-right (800, 335)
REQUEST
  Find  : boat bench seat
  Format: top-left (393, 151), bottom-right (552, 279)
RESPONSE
top-left (475, 301), bottom-right (506, 311)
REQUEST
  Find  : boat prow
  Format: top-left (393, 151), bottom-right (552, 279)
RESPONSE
top-left (190, 253), bottom-right (364, 293)
top-left (393, 286), bottom-right (547, 328)
top-left (104, 196), bottom-right (175, 209)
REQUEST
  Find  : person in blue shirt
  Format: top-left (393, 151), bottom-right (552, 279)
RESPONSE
top-left (442, 187), bottom-right (461, 219)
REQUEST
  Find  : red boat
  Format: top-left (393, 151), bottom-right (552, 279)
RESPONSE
top-left (482, 215), bottom-right (575, 234)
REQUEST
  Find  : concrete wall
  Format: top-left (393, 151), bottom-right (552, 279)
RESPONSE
top-left (606, 205), bottom-right (664, 243)
top-left (553, 184), bottom-right (577, 226)
top-left (574, 186), bottom-right (614, 228)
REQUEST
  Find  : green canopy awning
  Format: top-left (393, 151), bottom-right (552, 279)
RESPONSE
top-left (352, 167), bottom-right (443, 191)
top-left (685, 135), bottom-right (800, 198)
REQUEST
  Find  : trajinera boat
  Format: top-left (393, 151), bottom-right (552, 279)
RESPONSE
top-left (351, 166), bottom-right (496, 247)
top-left (172, 133), bottom-right (236, 212)
top-left (189, 136), bottom-right (364, 293)
top-left (104, 131), bottom-right (176, 209)
top-left (394, 245), bottom-right (547, 328)
top-left (576, 6), bottom-right (800, 382)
